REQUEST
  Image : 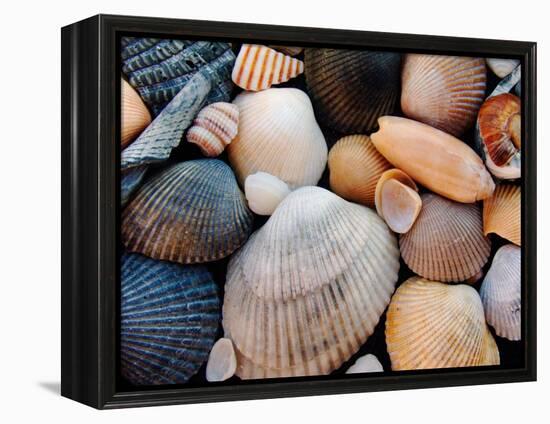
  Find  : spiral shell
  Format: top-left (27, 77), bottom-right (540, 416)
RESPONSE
top-left (486, 58), bottom-right (520, 78)
top-left (121, 78), bottom-right (152, 149)
top-left (244, 172), bottom-right (291, 215)
top-left (483, 183), bottom-right (521, 245)
top-left (346, 354), bottom-right (384, 374)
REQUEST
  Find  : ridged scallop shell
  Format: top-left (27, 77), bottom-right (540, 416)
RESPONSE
top-left (346, 354), bottom-right (384, 374)
top-left (386, 276), bottom-right (500, 370)
top-left (480, 244), bottom-right (521, 341)
top-left (121, 253), bottom-right (220, 385)
top-left (400, 193), bottom-right (491, 282)
top-left (245, 172), bottom-right (291, 215)
top-left (486, 58), bottom-right (520, 78)
top-left (232, 44), bottom-right (304, 91)
top-left (483, 183), bottom-right (520, 245)
top-left (186, 102), bottom-right (239, 156)
top-left (328, 135), bottom-right (392, 207)
top-left (206, 338), bottom-right (237, 382)
top-left (122, 159), bottom-right (254, 264)
top-left (304, 49), bottom-right (401, 133)
top-left (223, 186), bottom-right (400, 378)
top-left (228, 88), bottom-right (327, 188)
top-left (121, 78), bottom-right (152, 149)
top-left (401, 54), bottom-right (486, 137)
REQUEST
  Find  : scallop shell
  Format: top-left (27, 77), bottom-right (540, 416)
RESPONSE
top-left (244, 172), bottom-right (291, 215)
top-left (483, 183), bottom-right (520, 245)
top-left (386, 276), bottom-right (500, 370)
top-left (400, 193), bottom-right (491, 282)
top-left (371, 116), bottom-right (495, 203)
top-left (269, 45), bottom-right (304, 56)
top-left (401, 54), bottom-right (486, 137)
top-left (121, 165), bottom-right (148, 208)
top-left (480, 244), bottom-right (521, 341)
top-left (486, 58), bottom-right (520, 78)
top-left (328, 135), bottom-right (392, 207)
top-left (232, 44), bottom-right (304, 91)
top-left (228, 88), bottom-right (327, 188)
top-left (206, 338), bottom-right (237, 382)
top-left (121, 78), bottom-right (152, 149)
top-left (223, 186), bottom-right (400, 378)
top-left (122, 159), bottom-right (254, 264)
top-left (304, 49), bottom-right (401, 133)
top-left (186, 102), bottom-right (239, 156)
top-left (121, 253), bottom-right (220, 385)
top-left (346, 354), bottom-right (384, 374)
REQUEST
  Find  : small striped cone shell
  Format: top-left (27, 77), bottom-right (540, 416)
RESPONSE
top-left (121, 79), bottom-right (152, 149)
top-left (232, 44), bottom-right (304, 91)
top-left (400, 193), bottom-right (491, 283)
top-left (269, 45), bottom-right (304, 56)
top-left (186, 102), bottom-right (239, 157)
top-left (223, 187), bottom-right (400, 378)
top-left (122, 159), bottom-right (254, 264)
top-left (121, 253), bottom-right (220, 385)
top-left (486, 58), bottom-right (520, 78)
top-left (483, 184), bottom-right (521, 245)
top-left (244, 172), bottom-right (291, 216)
top-left (386, 276), bottom-right (500, 371)
top-left (401, 54), bottom-right (486, 137)
top-left (480, 244), bottom-right (521, 341)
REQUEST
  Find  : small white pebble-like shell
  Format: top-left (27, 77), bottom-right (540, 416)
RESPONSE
top-left (346, 354), bottom-right (384, 374)
top-left (245, 172), bottom-right (290, 215)
top-left (206, 338), bottom-right (237, 382)
top-left (486, 58), bottom-right (520, 78)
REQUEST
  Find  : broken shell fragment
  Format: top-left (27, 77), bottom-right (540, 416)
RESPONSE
top-left (346, 354), bottom-right (384, 374)
top-left (244, 172), bottom-right (291, 216)
top-left (206, 338), bottom-right (237, 382)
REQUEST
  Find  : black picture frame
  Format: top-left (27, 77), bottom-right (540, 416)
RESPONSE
top-left (61, 14), bottom-right (537, 409)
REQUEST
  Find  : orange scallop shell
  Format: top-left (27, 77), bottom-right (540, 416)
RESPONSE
top-left (121, 78), bottom-right (151, 149)
top-left (483, 184), bottom-right (521, 246)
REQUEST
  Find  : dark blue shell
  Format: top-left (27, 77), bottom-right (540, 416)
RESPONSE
top-left (121, 253), bottom-right (220, 385)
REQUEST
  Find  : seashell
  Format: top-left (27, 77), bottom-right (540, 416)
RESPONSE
top-left (328, 135), bottom-right (392, 207)
top-left (480, 244), bottom-right (521, 341)
top-left (269, 45), bottom-right (303, 56)
top-left (228, 88), bottom-right (327, 188)
top-left (304, 49), bottom-right (401, 133)
top-left (186, 102), bottom-right (239, 157)
top-left (486, 58), bottom-right (520, 78)
top-left (206, 338), bottom-right (237, 382)
top-left (371, 116), bottom-right (495, 203)
top-left (121, 253), bottom-right (220, 385)
top-left (232, 44), bottom-right (304, 91)
top-left (223, 186), bottom-right (400, 378)
top-left (401, 54), bottom-right (486, 137)
top-left (244, 172), bottom-right (291, 215)
top-left (483, 183), bottom-right (520, 245)
top-left (400, 193), bottom-right (491, 282)
top-left (346, 354), bottom-right (384, 374)
top-left (121, 78), bottom-right (152, 149)
top-left (121, 165), bottom-right (148, 208)
top-left (122, 159), bottom-right (254, 264)
top-left (386, 276), bottom-right (500, 371)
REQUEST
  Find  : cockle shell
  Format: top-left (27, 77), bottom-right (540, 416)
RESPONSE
top-left (371, 116), bottom-right (495, 203)
top-left (244, 172), bottom-right (291, 215)
top-left (121, 78), bottom-right (152, 149)
top-left (206, 338), bottom-right (237, 382)
top-left (328, 135), bottom-right (392, 207)
top-left (401, 54), bottom-right (486, 137)
top-left (480, 244), bottom-right (521, 341)
top-left (121, 253), bottom-right (220, 385)
top-left (186, 102), bottom-right (239, 156)
top-left (304, 49), bottom-right (401, 133)
top-left (269, 45), bottom-right (304, 56)
top-left (386, 276), bottom-right (500, 371)
top-left (122, 159), bottom-right (254, 264)
top-left (232, 44), bottom-right (304, 91)
top-left (483, 183), bottom-right (521, 245)
top-left (400, 193), bottom-right (491, 282)
top-left (228, 88), bottom-right (327, 188)
top-left (223, 186), bottom-right (400, 378)
top-left (486, 58), bottom-right (520, 78)
top-left (346, 354), bottom-right (384, 374)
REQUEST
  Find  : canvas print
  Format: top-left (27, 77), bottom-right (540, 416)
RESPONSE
top-left (119, 37), bottom-right (522, 387)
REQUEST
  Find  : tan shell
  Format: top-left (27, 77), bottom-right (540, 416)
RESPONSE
top-left (121, 78), bottom-right (152, 149)
top-left (400, 193), bottom-right (491, 283)
top-left (401, 54), bottom-right (486, 137)
top-left (206, 338), bottom-right (237, 382)
top-left (186, 102), bottom-right (239, 157)
top-left (483, 184), bottom-right (521, 245)
top-left (269, 45), bottom-right (304, 56)
top-left (386, 276), bottom-right (500, 371)
top-left (371, 116), bottom-right (495, 203)
top-left (328, 135), bottom-right (392, 207)
top-left (232, 44), bottom-right (304, 91)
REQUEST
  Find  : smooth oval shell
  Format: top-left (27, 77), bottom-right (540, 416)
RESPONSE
top-left (206, 338), bottom-right (237, 382)
top-left (228, 88), bottom-right (327, 188)
top-left (401, 54), bottom-right (486, 137)
top-left (371, 116), bottom-right (495, 203)
top-left (232, 44), bottom-right (304, 91)
top-left (187, 102), bottom-right (239, 156)
top-left (346, 354), bottom-right (384, 374)
top-left (480, 244), bottom-right (521, 341)
top-left (400, 193), bottom-right (491, 282)
top-left (386, 276), bottom-right (500, 370)
top-left (486, 58), bottom-right (520, 78)
top-left (483, 183), bottom-right (520, 245)
top-left (378, 178), bottom-right (421, 234)
top-left (122, 159), bottom-right (254, 264)
top-left (245, 172), bottom-right (291, 215)
top-left (121, 78), bottom-right (152, 149)
top-left (305, 49), bottom-right (401, 133)
top-left (121, 253), bottom-right (220, 385)
top-left (328, 135), bottom-right (392, 207)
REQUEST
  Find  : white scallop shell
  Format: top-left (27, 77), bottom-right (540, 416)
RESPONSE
top-left (346, 354), bottom-right (384, 374)
top-left (206, 338), bottom-right (237, 382)
top-left (245, 172), bottom-right (291, 215)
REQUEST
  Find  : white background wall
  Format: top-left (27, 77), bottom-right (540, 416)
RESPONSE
top-left (1, 0), bottom-right (546, 422)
